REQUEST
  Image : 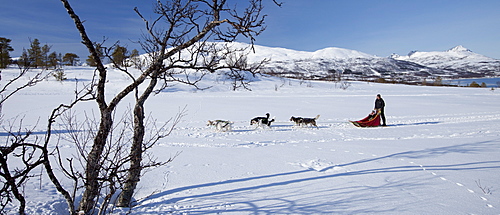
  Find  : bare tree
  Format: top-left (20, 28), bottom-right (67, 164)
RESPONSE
top-left (43, 78), bottom-right (97, 215)
top-left (0, 66), bottom-right (46, 106)
top-left (60, 0), bottom-right (269, 213)
top-left (0, 121), bottom-right (43, 215)
top-left (115, 0), bottom-right (269, 207)
top-left (0, 65), bottom-right (47, 215)
top-left (54, 106), bottom-right (181, 214)
top-left (0, 57), bottom-right (93, 215)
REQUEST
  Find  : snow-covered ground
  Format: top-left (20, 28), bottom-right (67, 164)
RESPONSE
top-left (2, 66), bottom-right (500, 214)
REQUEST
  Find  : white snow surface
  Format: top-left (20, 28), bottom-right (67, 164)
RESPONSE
top-left (392, 45), bottom-right (495, 66)
top-left (229, 42), bottom-right (377, 62)
top-left (2, 65), bottom-right (500, 214)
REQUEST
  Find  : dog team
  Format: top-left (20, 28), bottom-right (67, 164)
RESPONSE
top-left (207, 113), bottom-right (320, 132)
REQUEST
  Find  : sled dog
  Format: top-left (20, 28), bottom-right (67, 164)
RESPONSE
top-left (250, 113), bottom-right (275, 127)
top-left (290, 115), bottom-right (320, 128)
top-left (289, 116), bottom-right (303, 126)
top-left (207, 120), bottom-right (233, 132)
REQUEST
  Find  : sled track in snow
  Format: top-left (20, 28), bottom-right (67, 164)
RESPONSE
top-left (164, 110), bottom-right (500, 148)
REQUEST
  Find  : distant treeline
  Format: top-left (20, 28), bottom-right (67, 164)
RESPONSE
top-left (371, 77), bottom-right (493, 88)
top-left (0, 37), bottom-right (140, 69)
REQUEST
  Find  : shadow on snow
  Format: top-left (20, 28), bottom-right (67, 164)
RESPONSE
top-left (136, 139), bottom-right (500, 214)
top-left (0, 130), bottom-right (82, 137)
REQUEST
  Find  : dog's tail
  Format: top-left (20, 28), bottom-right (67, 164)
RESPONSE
top-left (315, 115), bottom-right (320, 120)
top-left (267, 117), bottom-right (276, 126)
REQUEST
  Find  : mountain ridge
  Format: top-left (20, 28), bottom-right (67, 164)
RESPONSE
top-left (242, 43), bottom-right (500, 81)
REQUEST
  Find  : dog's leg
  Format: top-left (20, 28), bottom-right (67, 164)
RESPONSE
top-left (252, 119), bottom-right (261, 129)
top-left (222, 122), bottom-right (232, 132)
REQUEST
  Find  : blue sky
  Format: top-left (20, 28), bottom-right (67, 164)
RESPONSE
top-left (2, 0), bottom-right (500, 59)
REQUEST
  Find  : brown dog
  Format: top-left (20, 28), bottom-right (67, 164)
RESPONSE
top-left (290, 115), bottom-right (320, 128)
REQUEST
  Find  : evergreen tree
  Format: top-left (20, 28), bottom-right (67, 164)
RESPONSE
top-left (129, 49), bottom-right (142, 69)
top-left (111, 45), bottom-right (128, 67)
top-left (18, 49), bottom-right (30, 68)
top-left (28, 38), bottom-right (43, 68)
top-left (85, 54), bottom-right (95, 66)
top-left (480, 82), bottom-right (487, 88)
top-left (86, 43), bottom-right (104, 66)
top-left (52, 68), bottom-right (67, 81)
top-left (130, 49), bottom-right (139, 58)
top-left (0, 37), bottom-right (14, 68)
top-left (41, 44), bottom-right (52, 68)
top-left (62, 53), bottom-right (80, 66)
top-left (47, 51), bottom-right (59, 69)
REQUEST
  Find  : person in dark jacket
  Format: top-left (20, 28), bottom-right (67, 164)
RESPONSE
top-left (374, 94), bottom-right (387, 126)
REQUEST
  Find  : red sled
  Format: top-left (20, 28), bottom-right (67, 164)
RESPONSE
top-left (350, 110), bottom-right (381, 127)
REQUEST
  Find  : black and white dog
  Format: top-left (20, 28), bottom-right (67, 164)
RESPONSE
top-left (250, 113), bottom-right (275, 127)
top-left (290, 115), bottom-right (320, 128)
top-left (207, 120), bottom-right (233, 132)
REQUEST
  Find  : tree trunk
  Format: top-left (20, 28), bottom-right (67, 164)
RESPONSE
top-left (116, 77), bottom-right (157, 207)
top-left (78, 109), bottom-right (113, 213)
top-left (115, 104), bottom-right (144, 207)
top-left (0, 155), bottom-right (26, 215)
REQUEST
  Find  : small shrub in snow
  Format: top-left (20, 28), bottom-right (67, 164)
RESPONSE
top-left (52, 68), bottom-right (66, 81)
top-left (475, 179), bottom-right (493, 195)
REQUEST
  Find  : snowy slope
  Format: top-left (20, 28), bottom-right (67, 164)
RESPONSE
top-left (243, 43), bottom-right (500, 79)
top-left (230, 43), bottom-right (374, 62)
top-left (1, 65), bottom-right (500, 214)
top-left (394, 45), bottom-right (492, 63)
top-left (242, 44), bottom-right (426, 79)
top-left (392, 45), bottom-right (500, 77)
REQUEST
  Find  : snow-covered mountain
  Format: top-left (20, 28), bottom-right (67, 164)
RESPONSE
top-left (243, 44), bottom-right (500, 81)
top-left (391, 45), bottom-right (500, 78)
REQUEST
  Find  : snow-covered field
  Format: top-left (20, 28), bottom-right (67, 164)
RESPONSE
top-left (2, 66), bottom-right (500, 214)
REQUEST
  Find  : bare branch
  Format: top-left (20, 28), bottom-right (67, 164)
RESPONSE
top-left (0, 66), bottom-right (47, 106)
